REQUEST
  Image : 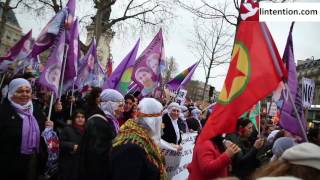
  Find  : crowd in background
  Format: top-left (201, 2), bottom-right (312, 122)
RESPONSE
top-left (0, 72), bottom-right (320, 180)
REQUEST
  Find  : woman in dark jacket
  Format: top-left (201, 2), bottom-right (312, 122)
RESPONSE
top-left (226, 118), bottom-right (265, 180)
top-left (79, 89), bottom-right (124, 180)
top-left (83, 87), bottom-right (102, 117)
top-left (0, 78), bottom-right (53, 180)
top-left (59, 109), bottom-right (86, 180)
top-left (162, 102), bottom-right (184, 144)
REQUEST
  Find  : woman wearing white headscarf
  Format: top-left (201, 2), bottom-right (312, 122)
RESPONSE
top-left (162, 102), bottom-right (185, 144)
top-left (0, 78), bottom-right (53, 180)
top-left (79, 89), bottom-right (124, 180)
top-left (111, 98), bottom-right (167, 180)
top-left (187, 108), bottom-right (203, 132)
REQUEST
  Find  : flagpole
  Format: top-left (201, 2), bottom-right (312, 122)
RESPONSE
top-left (258, 101), bottom-right (261, 137)
top-left (284, 82), bottom-right (308, 141)
top-left (58, 44), bottom-right (69, 99)
top-left (0, 72), bottom-right (6, 89)
top-left (47, 92), bottom-right (54, 121)
top-left (69, 78), bottom-right (76, 117)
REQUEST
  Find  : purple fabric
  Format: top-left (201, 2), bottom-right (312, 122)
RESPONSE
top-left (66, 0), bottom-right (76, 28)
top-left (0, 30), bottom-right (32, 62)
top-left (280, 22), bottom-right (307, 140)
top-left (103, 39), bottom-right (140, 91)
top-left (166, 61), bottom-right (200, 91)
top-left (39, 29), bottom-right (66, 97)
top-left (132, 29), bottom-right (165, 96)
top-left (63, 19), bottom-right (79, 92)
top-left (29, 9), bottom-right (66, 58)
top-left (0, 30), bottom-right (33, 73)
top-left (76, 38), bottom-right (103, 88)
top-left (105, 113), bottom-right (120, 134)
top-left (15, 107), bottom-right (40, 154)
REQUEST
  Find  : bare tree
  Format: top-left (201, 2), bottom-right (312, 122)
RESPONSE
top-left (176, 0), bottom-right (294, 27)
top-left (190, 15), bottom-right (234, 100)
top-left (22, 0), bottom-right (174, 57)
top-left (163, 56), bottom-right (178, 85)
top-left (0, 0), bottom-right (24, 45)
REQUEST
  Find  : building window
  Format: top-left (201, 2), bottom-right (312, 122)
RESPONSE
top-left (6, 35), bottom-right (11, 40)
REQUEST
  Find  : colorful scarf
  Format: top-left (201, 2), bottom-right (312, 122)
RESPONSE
top-left (113, 120), bottom-right (167, 180)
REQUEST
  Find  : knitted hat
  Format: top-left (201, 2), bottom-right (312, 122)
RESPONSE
top-left (272, 137), bottom-right (296, 158)
top-left (281, 142), bottom-right (320, 170)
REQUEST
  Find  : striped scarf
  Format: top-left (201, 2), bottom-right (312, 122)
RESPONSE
top-left (113, 119), bottom-right (167, 180)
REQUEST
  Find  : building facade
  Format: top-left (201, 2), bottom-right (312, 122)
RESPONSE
top-left (186, 80), bottom-right (218, 102)
top-left (297, 57), bottom-right (320, 126)
top-left (0, 4), bottom-right (23, 56)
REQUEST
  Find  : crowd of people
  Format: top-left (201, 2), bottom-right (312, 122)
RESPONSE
top-left (0, 72), bottom-right (320, 180)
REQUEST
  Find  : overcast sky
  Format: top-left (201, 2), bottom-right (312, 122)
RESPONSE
top-left (14, 0), bottom-right (320, 91)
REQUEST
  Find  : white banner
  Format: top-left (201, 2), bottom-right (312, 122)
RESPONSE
top-left (161, 132), bottom-right (197, 180)
top-left (302, 77), bottom-right (315, 108)
top-left (267, 102), bottom-right (278, 116)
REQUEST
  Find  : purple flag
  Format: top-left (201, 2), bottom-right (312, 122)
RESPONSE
top-left (103, 39), bottom-right (140, 94)
top-left (166, 61), bottom-right (200, 91)
top-left (76, 39), bottom-right (103, 88)
top-left (63, 19), bottom-right (79, 92)
top-left (39, 30), bottom-right (66, 97)
top-left (132, 29), bottom-right (165, 96)
top-left (29, 9), bottom-right (67, 58)
top-left (0, 30), bottom-right (32, 61)
top-left (0, 30), bottom-right (32, 72)
top-left (280, 22), bottom-right (307, 140)
top-left (66, 0), bottom-right (76, 28)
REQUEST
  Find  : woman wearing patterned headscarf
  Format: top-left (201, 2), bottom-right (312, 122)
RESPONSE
top-left (79, 89), bottom-right (124, 180)
top-left (0, 78), bottom-right (53, 180)
top-left (111, 98), bottom-right (167, 180)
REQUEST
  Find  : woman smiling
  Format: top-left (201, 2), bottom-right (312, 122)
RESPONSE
top-left (0, 78), bottom-right (54, 180)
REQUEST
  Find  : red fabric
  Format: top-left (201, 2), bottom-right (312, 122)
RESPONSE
top-left (188, 140), bottom-right (231, 180)
top-left (118, 118), bottom-right (126, 127)
top-left (73, 124), bottom-right (85, 134)
top-left (197, 21), bottom-right (286, 144)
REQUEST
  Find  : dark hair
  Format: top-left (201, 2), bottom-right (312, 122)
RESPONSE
top-left (21, 72), bottom-right (35, 79)
top-left (87, 87), bottom-right (102, 106)
top-left (236, 118), bottom-right (252, 131)
top-left (211, 135), bottom-right (226, 152)
top-left (308, 127), bottom-right (320, 144)
top-left (71, 109), bottom-right (86, 122)
top-left (124, 94), bottom-right (135, 102)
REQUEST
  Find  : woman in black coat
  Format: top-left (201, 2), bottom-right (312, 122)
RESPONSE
top-left (59, 109), bottom-right (86, 180)
top-left (79, 89), bottom-right (124, 180)
top-left (0, 78), bottom-right (54, 180)
top-left (162, 103), bottom-right (184, 145)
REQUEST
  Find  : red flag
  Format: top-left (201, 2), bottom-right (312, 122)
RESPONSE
top-left (106, 57), bottom-right (113, 77)
top-left (197, 21), bottom-right (287, 144)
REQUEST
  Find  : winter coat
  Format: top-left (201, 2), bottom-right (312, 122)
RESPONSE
top-left (78, 113), bottom-right (116, 180)
top-left (161, 113), bottom-right (183, 144)
top-left (0, 99), bottom-right (47, 180)
top-left (188, 140), bottom-right (231, 180)
top-left (59, 125), bottom-right (83, 180)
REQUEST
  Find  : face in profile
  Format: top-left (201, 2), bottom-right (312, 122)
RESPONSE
top-left (243, 122), bottom-right (254, 138)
